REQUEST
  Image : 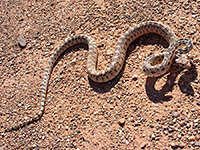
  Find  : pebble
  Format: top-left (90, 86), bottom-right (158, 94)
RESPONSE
top-left (189, 135), bottom-right (195, 141)
top-left (98, 43), bottom-right (104, 48)
top-left (192, 14), bottom-right (196, 18)
top-left (175, 54), bottom-right (191, 68)
top-left (132, 74), bottom-right (138, 80)
top-left (151, 134), bottom-right (156, 140)
top-left (172, 111), bottom-right (179, 118)
top-left (179, 142), bottom-right (185, 148)
top-left (71, 58), bottom-right (76, 65)
top-left (194, 119), bottom-right (198, 123)
top-left (140, 142), bottom-right (147, 149)
top-left (197, 101), bottom-right (200, 106)
top-left (18, 35), bottom-right (27, 48)
top-left (128, 117), bottom-right (134, 122)
top-left (107, 49), bottom-right (113, 55)
top-left (170, 142), bottom-right (179, 148)
top-left (118, 118), bottom-right (126, 127)
top-left (195, 142), bottom-right (200, 147)
top-left (65, 126), bottom-right (69, 130)
top-left (168, 127), bottom-right (174, 132)
top-left (137, 54), bottom-right (142, 60)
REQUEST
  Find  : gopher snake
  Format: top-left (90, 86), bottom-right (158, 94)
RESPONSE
top-left (6, 21), bottom-right (192, 131)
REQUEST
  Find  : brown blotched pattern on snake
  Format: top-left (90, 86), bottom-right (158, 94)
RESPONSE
top-left (6, 21), bottom-right (192, 132)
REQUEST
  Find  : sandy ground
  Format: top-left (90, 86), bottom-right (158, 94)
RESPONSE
top-left (0, 0), bottom-right (200, 149)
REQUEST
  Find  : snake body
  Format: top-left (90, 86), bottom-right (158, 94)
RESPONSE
top-left (6, 21), bottom-right (192, 131)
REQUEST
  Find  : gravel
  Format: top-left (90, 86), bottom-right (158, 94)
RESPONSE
top-left (1, 0), bottom-right (199, 149)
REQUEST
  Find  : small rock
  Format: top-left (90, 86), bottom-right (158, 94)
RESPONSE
top-left (97, 43), bottom-right (104, 48)
top-left (132, 74), bottom-right (138, 80)
top-left (180, 121), bottom-right (187, 127)
top-left (197, 101), bottom-right (200, 106)
top-left (151, 134), bottom-right (156, 140)
top-left (194, 142), bottom-right (200, 147)
top-left (107, 49), bottom-right (113, 55)
top-left (71, 58), bottom-right (76, 65)
top-left (172, 111), bottom-right (179, 118)
top-left (194, 119), bottom-right (198, 123)
top-left (118, 118), bottom-right (126, 127)
top-left (192, 14), bottom-right (196, 18)
top-left (175, 54), bottom-right (191, 69)
top-left (171, 142), bottom-right (179, 149)
top-left (47, 43), bottom-right (52, 46)
top-left (179, 142), bottom-right (185, 148)
top-left (65, 126), bottom-right (69, 130)
top-left (18, 35), bottom-right (27, 48)
top-left (140, 142), bottom-right (147, 149)
top-left (189, 135), bottom-right (195, 141)
top-left (137, 54), bottom-right (142, 60)
top-left (128, 117), bottom-right (134, 122)
top-left (168, 127), bottom-right (174, 132)
top-left (110, 106), bottom-right (114, 110)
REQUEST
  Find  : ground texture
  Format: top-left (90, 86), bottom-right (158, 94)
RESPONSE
top-left (0, 0), bottom-right (200, 149)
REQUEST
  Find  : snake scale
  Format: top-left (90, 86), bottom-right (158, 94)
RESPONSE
top-left (6, 21), bottom-right (193, 131)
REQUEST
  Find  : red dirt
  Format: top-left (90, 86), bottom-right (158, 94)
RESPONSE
top-left (1, 0), bottom-right (200, 149)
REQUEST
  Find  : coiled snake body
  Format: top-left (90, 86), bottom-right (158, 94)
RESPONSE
top-left (6, 21), bottom-right (193, 131)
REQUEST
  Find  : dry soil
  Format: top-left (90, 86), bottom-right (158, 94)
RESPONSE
top-left (0, 0), bottom-right (200, 149)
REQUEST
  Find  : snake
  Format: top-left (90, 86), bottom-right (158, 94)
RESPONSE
top-left (6, 21), bottom-right (193, 131)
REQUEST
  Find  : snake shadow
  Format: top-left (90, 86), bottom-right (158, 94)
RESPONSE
top-left (145, 62), bottom-right (197, 103)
